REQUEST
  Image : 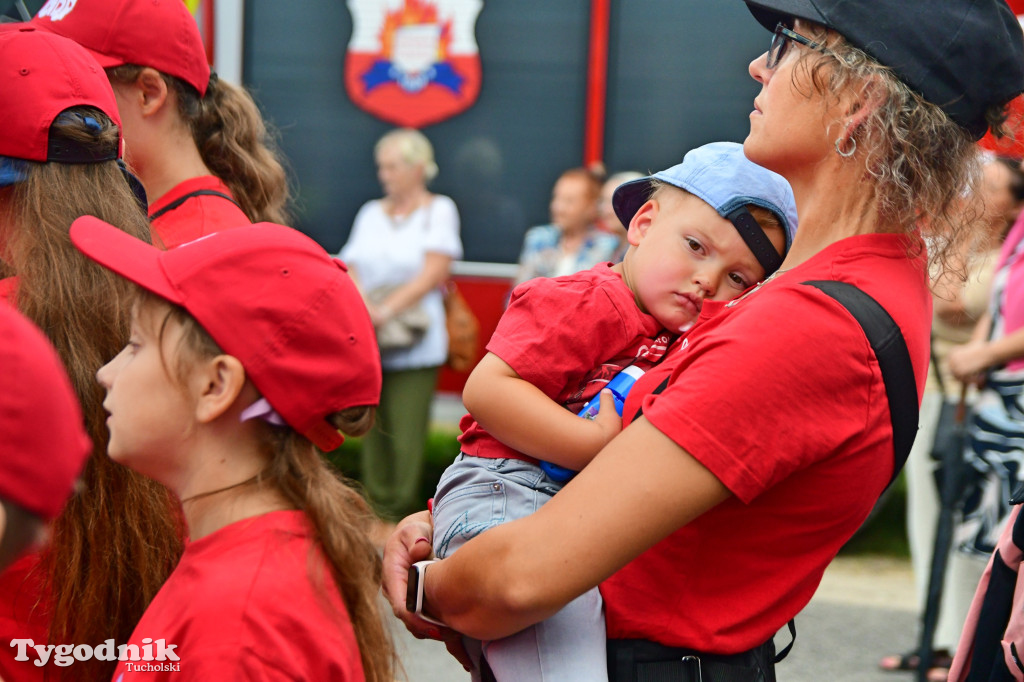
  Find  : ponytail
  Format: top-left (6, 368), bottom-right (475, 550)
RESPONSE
top-left (263, 414), bottom-right (397, 682)
top-left (108, 66), bottom-right (292, 225)
top-left (185, 76), bottom-right (292, 225)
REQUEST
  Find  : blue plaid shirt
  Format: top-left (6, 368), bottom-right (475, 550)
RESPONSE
top-left (514, 224), bottom-right (621, 287)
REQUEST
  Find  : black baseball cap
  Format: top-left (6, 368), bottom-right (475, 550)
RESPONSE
top-left (743, 0), bottom-right (1024, 140)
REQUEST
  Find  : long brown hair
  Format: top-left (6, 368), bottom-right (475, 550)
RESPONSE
top-left (107, 65), bottom-right (292, 225)
top-left (2, 108), bottom-right (184, 682)
top-left (153, 299), bottom-right (395, 682)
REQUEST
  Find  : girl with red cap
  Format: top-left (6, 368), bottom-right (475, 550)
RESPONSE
top-left (71, 219), bottom-right (394, 681)
top-left (0, 26), bottom-right (183, 682)
top-left (32, 0), bottom-right (290, 248)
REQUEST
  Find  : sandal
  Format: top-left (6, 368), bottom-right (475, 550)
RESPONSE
top-left (879, 649), bottom-right (953, 672)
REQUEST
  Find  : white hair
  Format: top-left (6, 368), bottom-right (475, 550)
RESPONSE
top-left (375, 128), bottom-right (439, 182)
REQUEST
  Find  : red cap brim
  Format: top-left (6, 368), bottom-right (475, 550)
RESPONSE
top-left (70, 216), bottom-right (182, 304)
top-left (79, 46), bottom-right (127, 70)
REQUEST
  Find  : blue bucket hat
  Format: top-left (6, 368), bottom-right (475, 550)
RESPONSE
top-left (612, 141), bottom-right (799, 275)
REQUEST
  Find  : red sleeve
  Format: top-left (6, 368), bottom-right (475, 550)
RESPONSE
top-left (487, 275), bottom-right (636, 400)
top-left (642, 286), bottom-right (892, 503)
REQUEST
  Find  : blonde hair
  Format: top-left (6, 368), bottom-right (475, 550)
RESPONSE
top-left (791, 23), bottom-right (1011, 278)
top-left (144, 295), bottom-right (396, 682)
top-left (107, 66), bottom-right (292, 225)
top-left (375, 128), bottom-right (439, 182)
top-left (3, 108), bottom-right (184, 682)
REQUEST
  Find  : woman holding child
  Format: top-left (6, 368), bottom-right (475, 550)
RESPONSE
top-left (383, 0), bottom-right (1024, 680)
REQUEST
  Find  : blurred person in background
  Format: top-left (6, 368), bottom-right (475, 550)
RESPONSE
top-left (514, 167), bottom-right (619, 286)
top-left (946, 153), bottom-right (1024, 665)
top-left (881, 153), bottom-right (1024, 681)
top-left (598, 170), bottom-right (644, 262)
top-left (340, 128), bottom-right (462, 525)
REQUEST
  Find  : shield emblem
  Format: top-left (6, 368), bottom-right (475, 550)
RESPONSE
top-left (345, 0), bottom-right (483, 128)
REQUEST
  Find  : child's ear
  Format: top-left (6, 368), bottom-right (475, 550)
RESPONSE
top-left (626, 200), bottom-right (658, 247)
top-left (194, 355), bottom-right (248, 424)
top-left (136, 67), bottom-right (170, 117)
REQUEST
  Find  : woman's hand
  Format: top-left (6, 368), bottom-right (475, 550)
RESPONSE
top-left (382, 510), bottom-right (434, 632)
top-left (367, 302), bottom-right (393, 327)
top-left (381, 511), bottom-right (475, 671)
top-left (947, 340), bottom-right (991, 385)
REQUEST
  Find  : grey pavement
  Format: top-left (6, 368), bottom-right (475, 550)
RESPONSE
top-left (387, 555), bottom-right (927, 682)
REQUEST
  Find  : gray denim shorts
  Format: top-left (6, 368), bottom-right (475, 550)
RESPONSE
top-left (432, 453), bottom-right (563, 558)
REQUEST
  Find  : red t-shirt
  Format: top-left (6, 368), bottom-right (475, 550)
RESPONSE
top-left (113, 511), bottom-right (364, 681)
top-left (0, 553), bottom-right (49, 682)
top-left (0, 276), bottom-right (17, 304)
top-left (458, 263), bottom-right (673, 463)
top-left (148, 176), bottom-right (250, 250)
top-left (601, 233), bottom-right (931, 653)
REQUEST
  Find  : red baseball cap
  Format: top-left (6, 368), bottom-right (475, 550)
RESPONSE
top-left (32, 0), bottom-right (211, 97)
top-left (0, 303), bottom-right (91, 521)
top-left (0, 25), bottom-right (121, 163)
top-left (70, 218), bottom-right (383, 452)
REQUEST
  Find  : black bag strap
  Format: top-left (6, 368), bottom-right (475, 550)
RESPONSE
top-left (623, 281), bottom-right (913, 666)
top-left (802, 280), bottom-right (918, 487)
top-left (148, 189), bottom-right (242, 221)
top-left (634, 283), bottom-right (918, 486)
top-left (929, 336), bottom-right (948, 398)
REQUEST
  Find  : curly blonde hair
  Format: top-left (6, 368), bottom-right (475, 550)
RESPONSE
top-left (789, 22), bottom-right (1015, 278)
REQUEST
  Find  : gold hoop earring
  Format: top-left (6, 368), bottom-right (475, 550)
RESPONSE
top-left (834, 136), bottom-right (856, 158)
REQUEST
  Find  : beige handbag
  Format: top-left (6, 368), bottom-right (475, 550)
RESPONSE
top-left (367, 285), bottom-right (431, 350)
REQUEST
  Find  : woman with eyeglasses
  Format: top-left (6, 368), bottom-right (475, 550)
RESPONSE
top-left (381, 1), bottom-right (1024, 680)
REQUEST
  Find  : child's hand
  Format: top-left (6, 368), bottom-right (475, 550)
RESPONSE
top-left (588, 389), bottom-right (624, 447)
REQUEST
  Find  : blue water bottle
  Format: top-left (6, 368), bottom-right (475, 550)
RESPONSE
top-left (540, 365), bottom-right (646, 483)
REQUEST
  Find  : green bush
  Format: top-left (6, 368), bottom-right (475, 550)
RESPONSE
top-left (839, 471), bottom-right (909, 557)
top-left (326, 427), bottom-right (461, 515)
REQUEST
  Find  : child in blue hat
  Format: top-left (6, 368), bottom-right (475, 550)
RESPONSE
top-left (428, 141), bottom-right (798, 681)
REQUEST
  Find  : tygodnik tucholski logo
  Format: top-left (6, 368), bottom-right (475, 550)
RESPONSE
top-left (10, 638), bottom-right (180, 671)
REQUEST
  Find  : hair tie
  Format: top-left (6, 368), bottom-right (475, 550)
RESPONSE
top-left (81, 116), bottom-right (102, 133)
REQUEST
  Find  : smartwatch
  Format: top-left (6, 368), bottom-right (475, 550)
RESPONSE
top-left (406, 559), bottom-right (445, 626)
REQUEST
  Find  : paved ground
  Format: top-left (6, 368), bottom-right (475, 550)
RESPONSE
top-left (387, 554), bottom-right (928, 681)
